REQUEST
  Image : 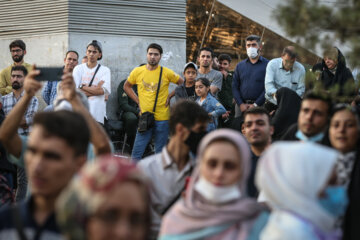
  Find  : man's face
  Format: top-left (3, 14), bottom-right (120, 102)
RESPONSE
top-left (243, 114), bottom-right (273, 147)
top-left (324, 57), bottom-right (337, 70)
top-left (11, 70), bottom-right (25, 90)
top-left (183, 67), bottom-right (197, 84)
top-left (86, 45), bottom-right (101, 63)
top-left (146, 48), bottom-right (161, 66)
top-left (298, 99), bottom-right (329, 137)
top-left (10, 47), bottom-right (25, 63)
top-left (219, 60), bottom-right (230, 72)
top-left (64, 52), bottom-right (79, 72)
top-left (25, 125), bottom-right (84, 198)
top-left (198, 50), bottom-right (212, 68)
top-left (282, 54), bottom-right (295, 71)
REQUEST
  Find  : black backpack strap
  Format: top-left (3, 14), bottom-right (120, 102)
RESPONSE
top-left (11, 205), bottom-right (28, 240)
top-left (152, 67), bottom-right (163, 113)
top-left (88, 64), bottom-right (101, 87)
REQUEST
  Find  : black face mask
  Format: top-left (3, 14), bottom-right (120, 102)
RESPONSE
top-left (185, 130), bottom-right (207, 155)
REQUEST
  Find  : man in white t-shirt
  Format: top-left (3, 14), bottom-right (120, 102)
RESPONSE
top-left (73, 40), bottom-right (111, 124)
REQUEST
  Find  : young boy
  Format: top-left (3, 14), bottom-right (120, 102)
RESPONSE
top-left (175, 62), bottom-right (198, 101)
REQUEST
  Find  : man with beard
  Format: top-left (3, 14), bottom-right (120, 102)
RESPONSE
top-left (243, 107), bottom-right (273, 197)
top-left (1, 66), bottom-right (38, 136)
top-left (0, 40), bottom-right (32, 96)
top-left (124, 43), bottom-right (184, 161)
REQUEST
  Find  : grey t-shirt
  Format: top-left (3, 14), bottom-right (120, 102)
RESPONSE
top-left (196, 69), bottom-right (223, 97)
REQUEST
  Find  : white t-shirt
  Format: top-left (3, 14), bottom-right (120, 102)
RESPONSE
top-left (73, 63), bottom-right (111, 123)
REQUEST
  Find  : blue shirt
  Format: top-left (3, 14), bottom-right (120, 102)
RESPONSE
top-left (265, 58), bottom-right (305, 104)
top-left (232, 56), bottom-right (269, 106)
top-left (42, 81), bottom-right (59, 105)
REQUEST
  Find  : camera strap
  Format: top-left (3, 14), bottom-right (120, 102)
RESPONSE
top-left (88, 64), bottom-right (101, 87)
top-left (152, 66), bottom-right (163, 113)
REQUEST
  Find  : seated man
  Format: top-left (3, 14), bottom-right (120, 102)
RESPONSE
top-left (264, 46), bottom-right (305, 111)
top-left (137, 100), bottom-right (208, 239)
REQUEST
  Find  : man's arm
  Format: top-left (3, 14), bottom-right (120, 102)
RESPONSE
top-left (124, 80), bottom-right (139, 106)
top-left (61, 72), bottom-right (111, 156)
top-left (81, 83), bottom-right (104, 97)
top-left (210, 72), bottom-right (223, 95)
top-left (117, 81), bottom-right (139, 115)
top-left (264, 61), bottom-right (278, 99)
top-left (0, 69), bottom-right (12, 96)
top-left (296, 67), bottom-right (306, 98)
top-left (232, 66), bottom-right (244, 105)
top-left (0, 69), bottom-right (42, 158)
top-left (24, 97), bottom-right (38, 126)
top-left (177, 76), bottom-right (184, 86)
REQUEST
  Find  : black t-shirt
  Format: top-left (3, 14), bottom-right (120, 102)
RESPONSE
top-left (185, 85), bottom-right (195, 98)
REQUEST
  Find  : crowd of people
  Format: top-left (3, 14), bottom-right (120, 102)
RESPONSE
top-left (0, 35), bottom-right (358, 240)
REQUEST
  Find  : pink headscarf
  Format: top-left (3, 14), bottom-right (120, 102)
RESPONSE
top-left (160, 129), bottom-right (263, 240)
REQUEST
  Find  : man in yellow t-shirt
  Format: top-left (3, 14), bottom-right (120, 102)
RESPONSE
top-left (124, 43), bottom-right (184, 160)
top-left (0, 40), bottom-right (33, 95)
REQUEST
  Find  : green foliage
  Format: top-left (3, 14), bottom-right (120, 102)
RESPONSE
top-left (274, 0), bottom-right (360, 66)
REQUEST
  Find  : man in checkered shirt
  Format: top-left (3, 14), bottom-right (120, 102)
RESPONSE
top-left (1, 65), bottom-right (38, 136)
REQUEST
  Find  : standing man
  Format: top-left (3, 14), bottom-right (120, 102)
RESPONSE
top-left (196, 47), bottom-right (223, 97)
top-left (243, 107), bottom-right (273, 197)
top-left (2, 66), bottom-right (38, 136)
top-left (124, 43), bottom-right (184, 160)
top-left (73, 40), bottom-right (111, 125)
top-left (138, 100), bottom-right (208, 239)
top-left (217, 54), bottom-right (235, 127)
top-left (264, 46), bottom-right (305, 111)
top-left (42, 50), bottom-right (79, 105)
top-left (232, 35), bottom-right (269, 117)
top-left (0, 40), bottom-right (32, 96)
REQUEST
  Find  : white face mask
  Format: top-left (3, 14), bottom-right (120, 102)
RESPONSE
top-left (194, 177), bottom-right (241, 204)
top-left (54, 99), bottom-right (73, 111)
top-left (247, 47), bottom-right (259, 59)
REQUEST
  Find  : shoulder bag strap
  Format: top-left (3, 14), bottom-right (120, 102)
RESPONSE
top-left (88, 64), bottom-right (101, 87)
top-left (152, 66), bottom-right (163, 113)
top-left (11, 205), bottom-right (28, 240)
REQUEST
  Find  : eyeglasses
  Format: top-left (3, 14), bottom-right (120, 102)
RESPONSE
top-left (10, 49), bottom-right (23, 53)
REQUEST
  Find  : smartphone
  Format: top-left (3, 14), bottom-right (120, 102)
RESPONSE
top-left (35, 67), bottom-right (63, 81)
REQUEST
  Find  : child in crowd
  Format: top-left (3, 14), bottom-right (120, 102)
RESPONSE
top-left (175, 62), bottom-right (197, 101)
top-left (195, 77), bottom-right (226, 131)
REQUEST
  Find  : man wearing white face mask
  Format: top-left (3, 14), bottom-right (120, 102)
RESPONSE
top-left (232, 35), bottom-right (269, 118)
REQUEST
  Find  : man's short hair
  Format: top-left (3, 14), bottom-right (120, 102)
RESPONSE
top-left (169, 100), bottom-right (209, 136)
top-left (302, 90), bottom-right (333, 116)
top-left (11, 65), bottom-right (28, 76)
top-left (281, 46), bottom-right (298, 59)
top-left (218, 54), bottom-right (231, 63)
top-left (33, 111), bottom-right (90, 156)
top-left (147, 43), bottom-right (163, 55)
top-left (243, 107), bottom-right (271, 124)
top-left (65, 50), bottom-right (79, 59)
top-left (9, 40), bottom-right (26, 51)
top-left (246, 35), bottom-right (261, 45)
top-left (199, 47), bottom-right (214, 58)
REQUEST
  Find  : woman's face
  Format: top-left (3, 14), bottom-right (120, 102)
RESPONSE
top-left (87, 182), bottom-right (148, 240)
top-left (195, 81), bottom-right (209, 98)
top-left (199, 140), bottom-right (242, 186)
top-left (329, 109), bottom-right (359, 153)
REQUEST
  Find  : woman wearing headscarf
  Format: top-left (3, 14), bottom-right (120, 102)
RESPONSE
top-left (256, 142), bottom-right (347, 240)
top-left (56, 155), bottom-right (151, 240)
top-left (159, 129), bottom-right (263, 240)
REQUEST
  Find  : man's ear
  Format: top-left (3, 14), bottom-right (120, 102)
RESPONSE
top-left (24, 50), bottom-right (27, 55)
top-left (241, 124), bottom-right (246, 135)
top-left (270, 125), bottom-right (274, 136)
top-left (75, 155), bottom-right (86, 172)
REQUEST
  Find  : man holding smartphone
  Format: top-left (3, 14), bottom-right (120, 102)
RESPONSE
top-left (73, 40), bottom-right (111, 125)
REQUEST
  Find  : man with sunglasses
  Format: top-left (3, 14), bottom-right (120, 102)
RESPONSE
top-left (0, 40), bottom-right (33, 96)
top-left (73, 40), bottom-right (111, 125)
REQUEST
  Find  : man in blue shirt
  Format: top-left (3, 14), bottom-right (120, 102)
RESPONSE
top-left (232, 35), bottom-right (269, 117)
top-left (264, 46), bottom-right (305, 110)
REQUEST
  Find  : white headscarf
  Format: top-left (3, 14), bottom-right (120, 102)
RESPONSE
top-left (256, 142), bottom-right (339, 232)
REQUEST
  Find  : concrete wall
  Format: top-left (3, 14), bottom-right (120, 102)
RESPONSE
top-left (69, 33), bottom-right (186, 119)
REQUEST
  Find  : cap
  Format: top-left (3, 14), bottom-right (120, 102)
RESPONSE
top-left (87, 40), bottom-right (103, 60)
top-left (183, 62), bottom-right (198, 72)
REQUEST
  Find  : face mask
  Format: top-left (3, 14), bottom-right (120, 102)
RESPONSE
top-left (194, 177), bottom-right (241, 204)
top-left (185, 130), bottom-right (207, 155)
top-left (247, 47), bottom-right (259, 59)
top-left (319, 186), bottom-right (348, 217)
top-left (54, 99), bottom-right (73, 111)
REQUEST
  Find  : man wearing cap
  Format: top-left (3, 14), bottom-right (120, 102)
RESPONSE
top-left (175, 62), bottom-right (197, 101)
top-left (0, 40), bottom-right (33, 96)
top-left (124, 43), bottom-right (184, 161)
top-left (73, 40), bottom-right (111, 125)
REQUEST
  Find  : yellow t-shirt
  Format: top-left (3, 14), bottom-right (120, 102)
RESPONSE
top-left (0, 62), bottom-right (33, 95)
top-left (127, 65), bottom-right (179, 121)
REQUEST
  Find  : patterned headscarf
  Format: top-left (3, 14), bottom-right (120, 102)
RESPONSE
top-left (56, 155), bottom-right (150, 240)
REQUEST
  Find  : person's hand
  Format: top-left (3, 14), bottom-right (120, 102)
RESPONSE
top-left (24, 69), bottom-right (42, 97)
top-left (270, 110), bottom-right (276, 116)
top-left (60, 72), bottom-right (77, 101)
top-left (249, 104), bottom-right (256, 109)
top-left (222, 111), bottom-right (230, 119)
top-left (166, 95), bottom-right (171, 107)
top-left (220, 70), bottom-right (228, 78)
top-left (239, 103), bottom-right (249, 112)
